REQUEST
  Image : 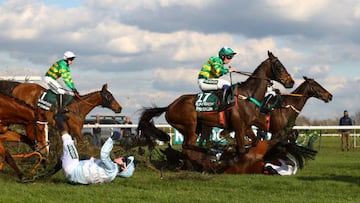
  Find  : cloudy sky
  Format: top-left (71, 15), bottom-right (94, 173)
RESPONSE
top-left (1, 0), bottom-right (360, 123)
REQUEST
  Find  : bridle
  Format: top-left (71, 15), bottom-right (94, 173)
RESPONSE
top-left (100, 89), bottom-right (115, 108)
top-left (269, 57), bottom-right (288, 85)
top-left (32, 110), bottom-right (49, 157)
top-left (304, 79), bottom-right (323, 99)
top-left (234, 56), bottom-right (286, 83)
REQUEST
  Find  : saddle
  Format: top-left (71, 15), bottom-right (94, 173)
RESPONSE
top-left (37, 90), bottom-right (74, 111)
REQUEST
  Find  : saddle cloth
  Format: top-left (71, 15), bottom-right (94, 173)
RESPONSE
top-left (37, 90), bottom-right (73, 111)
top-left (195, 92), bottom-right (219, 112)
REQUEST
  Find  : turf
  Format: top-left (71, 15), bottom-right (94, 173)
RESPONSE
top-left (0, 136), bottom-right (359, 203)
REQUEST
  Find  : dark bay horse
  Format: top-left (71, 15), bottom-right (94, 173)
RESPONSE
top-left (138, 51), bottom-right (294, 158)
top-left (0, 94), bottom-right (48, 180)
top-left (251, 76), bottom-right (333, 140)
top-left (0, 82), bottom-right (122, 144)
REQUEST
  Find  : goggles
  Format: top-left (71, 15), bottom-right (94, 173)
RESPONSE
top-left (225, 55), bottom-right (233, 60)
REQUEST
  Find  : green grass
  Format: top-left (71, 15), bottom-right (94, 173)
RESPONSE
top-left (0, 137), bottom-right (359, 203)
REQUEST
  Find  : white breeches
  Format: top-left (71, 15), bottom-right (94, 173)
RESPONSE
top-left (198, 78), bottom-right (230, 91)
top-left (44, 76), bottom-right (66, 94)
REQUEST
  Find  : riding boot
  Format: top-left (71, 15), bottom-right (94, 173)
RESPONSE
top-left (219, 88), bottom-right (229, 110)
top-left (260, 94), bottom-right (273, 114)
top-left (53, 113), bottom-right (69, 132)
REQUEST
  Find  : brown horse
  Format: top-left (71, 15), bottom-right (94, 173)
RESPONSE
top-left (251, 76), bottom-right (333, 140)
top-left (223, 138), bottom-right (317, 174)
top-left (138, 51), bottom-right (294, 159)
top-left (161, 137), bottom-right (317, 174)
top-left (0, 94), bottom-right (48, 180)
top-left (0, 82), bottom-right (122, 144)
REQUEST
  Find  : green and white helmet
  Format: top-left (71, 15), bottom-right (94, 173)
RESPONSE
top-left (218, 47), bottom-right (236, 57)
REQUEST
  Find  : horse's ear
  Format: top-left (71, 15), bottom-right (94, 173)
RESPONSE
top-left (303, 76), bottom-right (308, 80)
top-left (267, 50), bottom-right (273, 57)
top-left (102, 84), bottom-right (108, 91)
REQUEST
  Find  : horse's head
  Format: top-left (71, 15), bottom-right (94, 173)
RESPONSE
top-left (100, 84), bottom-right (122, 113)
top-left (267, 51), bottom-right (294, 88)
top-left (302, 76), bottom-right (333, 103)
top-left (26, 109), bottom-right (49, 158)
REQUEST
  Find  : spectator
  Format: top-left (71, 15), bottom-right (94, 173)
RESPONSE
top-left (339, 110), bottom-right (352, 151)
top-left (121, 116), bottom-right (133, 137)
top-left (93, 115), bottom-right (102, 147)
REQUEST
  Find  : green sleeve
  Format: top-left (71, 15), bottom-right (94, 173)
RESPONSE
top-left (58, 60), bottom-right (76, 89)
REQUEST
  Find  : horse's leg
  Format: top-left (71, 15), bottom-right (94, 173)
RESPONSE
top-left (0, 141), bottom-right (24, 180)
top-left (176, 123), bottom-right (200, 170)
top-left (198, 124), bottom-right (211, 147)
top-left (0, 131), bottom-right (22, 142)
top-left (246, 128), bottom-right (259, 147)
top-left (234, 124), bottom-right (247, 155)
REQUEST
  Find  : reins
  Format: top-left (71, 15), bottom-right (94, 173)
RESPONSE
top-left (73, 93), bottom-right (94, 106)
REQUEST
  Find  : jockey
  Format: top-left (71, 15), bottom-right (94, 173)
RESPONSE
top-left (198, 47), bottom-right (237, 109)
top-left (260, 81), bottom-right (281, 114)
top-left (44, 51), bottom-right (79, 113)
top-left (54, 113), bottom-right (135, 184)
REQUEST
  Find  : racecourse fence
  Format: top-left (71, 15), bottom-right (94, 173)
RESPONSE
top-left (82, 124), bottom-right (360, 148)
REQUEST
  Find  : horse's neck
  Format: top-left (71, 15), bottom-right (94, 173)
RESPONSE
top-left (71, 91), bottom-right (102, 115)
top-left (283, 87), bottom-right (310, 111)
top-left (239, 61), bottom-right (269, 101)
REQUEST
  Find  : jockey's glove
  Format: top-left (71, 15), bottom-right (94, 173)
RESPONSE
top-left (72, 88), bottom-right (79, 95)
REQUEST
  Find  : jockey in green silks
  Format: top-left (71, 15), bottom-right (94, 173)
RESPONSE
top-left (198, 47), bottom-right (237, 109)
top-left (44, 51), bottom-right (79, 113)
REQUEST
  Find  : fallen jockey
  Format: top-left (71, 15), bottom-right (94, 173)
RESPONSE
top-left (263, 156), bottom-right (298, 176)
top-left (54, 113), bottom-right (135, 184)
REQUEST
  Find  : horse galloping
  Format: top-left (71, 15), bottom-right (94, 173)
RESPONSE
top-left (0, 94), bottom-right (48, 180)
top-left (138, 51), bottom-right (294, 161)
top-left (0, 82), bottom-right (122, 144)
top-left (252, 76), bottom-right (333, 140)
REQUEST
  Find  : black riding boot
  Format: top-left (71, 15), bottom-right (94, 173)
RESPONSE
top-left (260, 94), bottom-right (274, 114)
top-left (219, 88), bottom-right (229, 110)
top-left (53, 113), bottom-right (69, 132)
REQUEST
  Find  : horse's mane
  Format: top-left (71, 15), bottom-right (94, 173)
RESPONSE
top-left (0, 80), bottom-right (21, 95)
top-left (243, 59), bottom-right (269, 83)
top-left (78, 90), bottom-right (101, 98)
top-left (292, 81), bottom-right (308, 94)
top-left (263, 139), bottom-right (317, 169)
top-left (291, 76), bottom-right (315, 94)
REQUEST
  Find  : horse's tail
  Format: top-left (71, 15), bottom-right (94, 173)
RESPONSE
top-left (137, 106), bottom-right (170, 142)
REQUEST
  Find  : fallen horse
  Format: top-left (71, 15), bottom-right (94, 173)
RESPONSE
top-left (161, 138), bottom-right (317, 175)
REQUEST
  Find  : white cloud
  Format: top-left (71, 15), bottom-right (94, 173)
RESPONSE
top-left (354, 2), bottom-right (360, 18)
top-left (265, 0), bottom-right (328, 21)
top-left (0, 0), bottom-right (359, 122)
top-left (86, 0), bottom-right (215, 11)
